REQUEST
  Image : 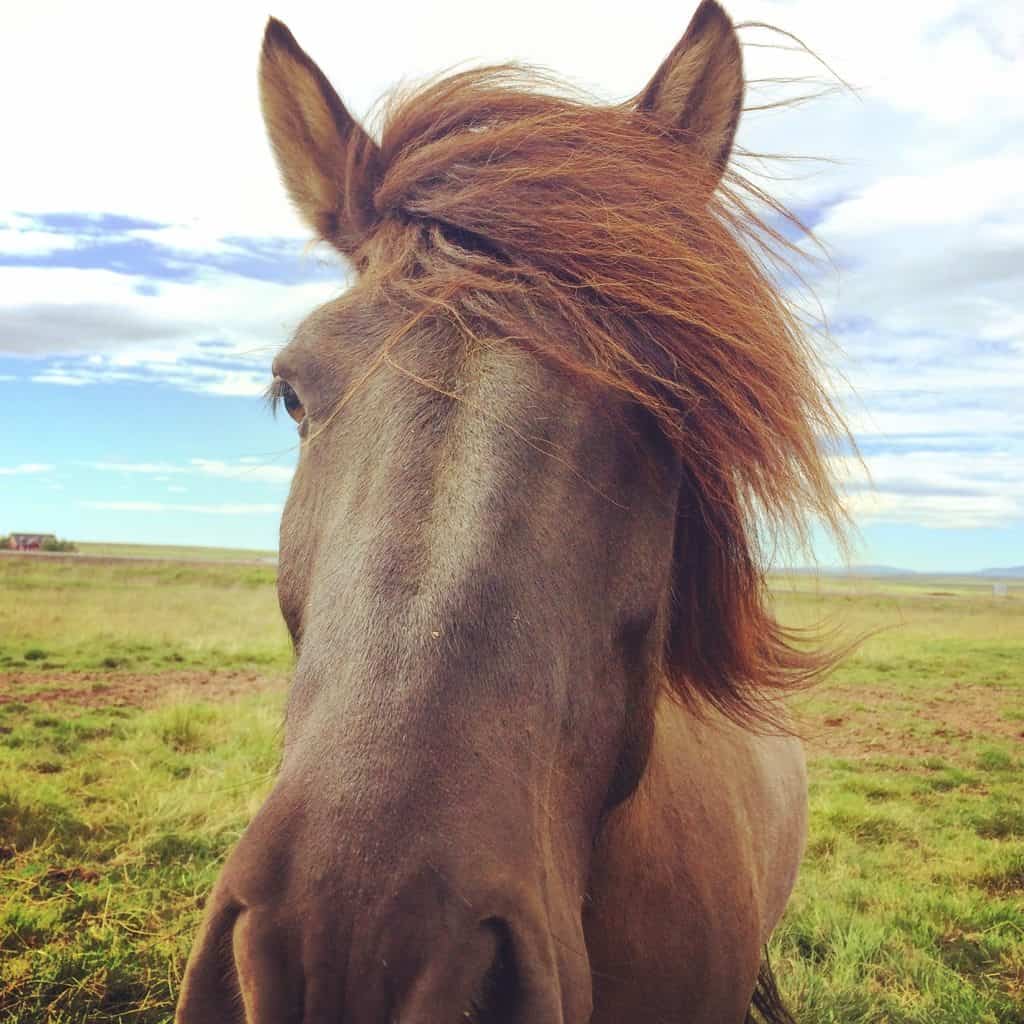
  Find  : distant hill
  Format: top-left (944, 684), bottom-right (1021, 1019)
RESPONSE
top-left (782, 563), bottom-right (1022, 578)
top-left (841, 564), bottom-right (917, 576)
top-left (783, 564), bottom-right (916, 576)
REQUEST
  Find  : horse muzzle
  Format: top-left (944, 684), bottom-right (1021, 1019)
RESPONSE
top-left (175, 779), bottom-right (592, 1024)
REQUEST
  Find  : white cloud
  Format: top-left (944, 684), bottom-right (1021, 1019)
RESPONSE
top-left (88, 462), bottom-right (187, 474)
top-left (190, 458), bottom-right (294, 483)
top-left (0, 265), bottom-right (341, 358)
top-left (839, 393), bottom-right (1024, 438)
top-left (731, 0), bottom-right (1023, 125)
top-left (820, 155), bottom-right (1024, 238)
top-left (30, 358), bottom-right (273, 396)
top-left (0, 213), bottom-right (81, 256)
top-left (126, 225), bottom-right (255, 257)
top-left (810, 161), bottom-right (1024, 349)
top-left (0, 228), bottom-right (80, 257)
top-left (845, 490), bottom-right (1019, 530)
top-left (0, 463), bottom-right (55, 475)
top-left (7, 1), bottom-right (1013, 236)
top-left (31, 371), bottom-right (93, 387)
top-left (85, 458), bottom-right (295, 484)
top-left (198, 371), bottom-right (273, 397)
top-left (833, 447), bottom-right (1024, 529)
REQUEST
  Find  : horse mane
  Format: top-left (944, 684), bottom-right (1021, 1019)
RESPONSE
top-left (333, 66), bottom-right (852, 727)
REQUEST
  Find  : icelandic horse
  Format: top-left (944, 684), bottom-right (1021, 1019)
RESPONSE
top-left (178, 2), bottom-right (848, 1021)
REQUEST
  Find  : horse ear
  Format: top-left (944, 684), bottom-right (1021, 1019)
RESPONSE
top-left (259, 18), bottom-right (381, 256)
top-left (636, 0), bottom-right (743, 178)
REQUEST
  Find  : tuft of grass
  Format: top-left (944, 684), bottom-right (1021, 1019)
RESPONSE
top-left (0, 785), bottom-right (92, 853)
top-left (968, 803), bottom-right (1024, 840)
top-left (156, 704), bottom-right (218, 753)
top-left (976, 746), bottom-right (1015, 772)
top-left (973, 850), bottom-right (1024, 896)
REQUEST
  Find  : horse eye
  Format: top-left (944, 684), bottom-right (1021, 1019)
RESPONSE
top-left (271, 378), bottom-right (305, 425)
top-left (280, 381), bottom-right (305, 423)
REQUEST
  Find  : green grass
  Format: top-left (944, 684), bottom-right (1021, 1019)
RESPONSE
top-left (765, 573), bottom-right (1024, 1023)
top-left (776, 756), bottom-right (1024, 1023)
top-left (0, 557), bottom-right (290, 673)
top-left (1, 560), bottom-right (1022, 1022)
top-left (0, 694), bottom-right (282, 1023)
top-left (74, 542), bottom-right (277, 562)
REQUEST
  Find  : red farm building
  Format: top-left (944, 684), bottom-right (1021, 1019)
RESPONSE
top-left (7, 533), bottom-right (56, 552)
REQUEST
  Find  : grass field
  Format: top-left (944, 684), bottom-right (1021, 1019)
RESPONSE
top-left (0, 553), bottom-right (1021, 1023)
top-left (0, 557), bottom-right (289, 675)
top-left (74, 542), bottom-right (277, 563)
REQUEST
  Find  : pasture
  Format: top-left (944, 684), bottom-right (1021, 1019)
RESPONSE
top-left (0, 553), bottom-right (1021, 1023)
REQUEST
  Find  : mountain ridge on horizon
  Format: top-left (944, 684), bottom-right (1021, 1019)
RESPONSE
top-left (782, 563), bottom-right (1024, 579)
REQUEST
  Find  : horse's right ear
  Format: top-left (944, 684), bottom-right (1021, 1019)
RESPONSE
top-left (259, 18), bottom-right (381, 256)
top-left (636, 0), bottom-right (743, 182)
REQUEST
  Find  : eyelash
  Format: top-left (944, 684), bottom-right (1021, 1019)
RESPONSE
top-left (265, 377), bottom-right (306, 426)
top-left (264, 378), bottom-right (284, 415)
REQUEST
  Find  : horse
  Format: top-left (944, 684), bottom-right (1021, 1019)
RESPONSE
top-left (177, 2), bottom-right (851, 1020)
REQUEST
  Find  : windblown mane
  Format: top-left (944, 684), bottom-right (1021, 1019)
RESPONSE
top-left (330, 67), bottom-right (852, 726)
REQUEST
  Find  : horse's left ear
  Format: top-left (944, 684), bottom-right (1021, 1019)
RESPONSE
top-left (636, 0), bottom-right (743, 179)
top-left (259, 17), bottom-right (381, 256)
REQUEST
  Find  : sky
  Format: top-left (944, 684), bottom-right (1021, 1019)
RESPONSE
top-left (1, 0), bottom-right (1021, 571)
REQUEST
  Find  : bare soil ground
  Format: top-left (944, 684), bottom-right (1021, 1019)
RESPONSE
top-left (4, 669), bottom-right (1019, 765)
top-left (800, 682), bottom-right (1024, 759)
top-left (0, 669), bottom-right (285, 708)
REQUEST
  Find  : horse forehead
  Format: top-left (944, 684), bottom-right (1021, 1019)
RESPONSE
top-left (302, 334), bottom-right (612, 607)
top-left (279, 281), bottom-right (617, 511)
top-left (282, 295), bottom-right (367, 366)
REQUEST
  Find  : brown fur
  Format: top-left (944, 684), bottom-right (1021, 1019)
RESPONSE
top-left (270, 51), bottom-right (851, 726)
top-left (178, 4), bottom-right (849, 1021)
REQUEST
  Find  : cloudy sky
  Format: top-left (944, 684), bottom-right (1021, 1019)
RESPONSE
top-left (2, 0), bottom-right (1021, 570)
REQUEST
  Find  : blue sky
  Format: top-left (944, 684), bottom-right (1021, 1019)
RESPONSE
top-left (1, 1), bottom-right (1022, 569)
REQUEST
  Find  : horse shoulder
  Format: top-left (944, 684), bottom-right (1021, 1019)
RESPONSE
top-left (583, 697), bottom-right (807, 1022)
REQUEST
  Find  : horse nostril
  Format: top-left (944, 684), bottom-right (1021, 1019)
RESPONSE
top-left (467, 918), bottom-right (520, 1024)
top-left (176, 901), bottom-right (244, 1024)
top-left (229, 907), bottom-right (302, 1023)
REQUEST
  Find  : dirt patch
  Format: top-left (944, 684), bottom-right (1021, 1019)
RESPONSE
top-left (978, 868), bottom-right (1024, 896)
top-left (39, 865), bottom-right (100, 886)
top-left (798, 682), bottom-right (1024, 760)
top-left (0, 669), bottom-right (286, 709)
